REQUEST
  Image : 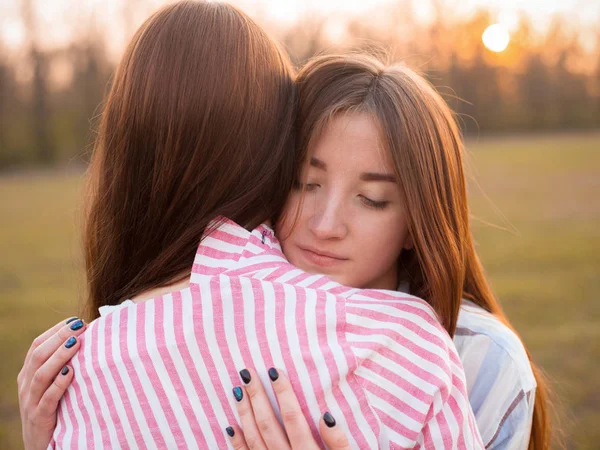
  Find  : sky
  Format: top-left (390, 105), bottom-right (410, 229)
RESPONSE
top-left (1, 0), bottom-right (599, 57)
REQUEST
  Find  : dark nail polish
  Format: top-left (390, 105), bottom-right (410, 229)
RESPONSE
top-left (61, 366), bottom-right (69, 376)
top-left (65, 336), bottom-right (77, 349)
top-left (66, 317), bottom-right (79, 325)
top-left (226, 426), bottom-right (235, 437)
top-left (239, 369), bottom-right (251, 384)
top-left (232, 386), bottom-right (243, 402)
top-left (323, 412), bottom-right (336, 428)
top-left (70, 319), bottom-right (84, 331)
top-left (268, 367), bottom-right (279, 382)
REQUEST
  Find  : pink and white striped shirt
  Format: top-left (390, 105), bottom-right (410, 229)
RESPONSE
top-left (51, 218), bottom-right (483, 449)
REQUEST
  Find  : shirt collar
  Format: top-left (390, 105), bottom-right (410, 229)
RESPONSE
top-left (189, 217), bottom-right (360, 299)
top-left (189, 216), bottom-right (285, 283)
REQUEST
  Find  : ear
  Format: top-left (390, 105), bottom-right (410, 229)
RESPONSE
top-left (402, 233), bottom-right (414, 251)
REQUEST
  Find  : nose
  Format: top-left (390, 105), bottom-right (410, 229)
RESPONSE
top-left (307, 194), bottom-right (348, 240)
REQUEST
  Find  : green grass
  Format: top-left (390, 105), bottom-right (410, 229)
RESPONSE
top-left (465, 132), bottom-right (600, 449)
top-left (1, 132), bottom-right (599, 449)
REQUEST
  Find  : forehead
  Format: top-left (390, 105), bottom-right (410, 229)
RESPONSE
top-left (310, 111), bottom-right (392, 169)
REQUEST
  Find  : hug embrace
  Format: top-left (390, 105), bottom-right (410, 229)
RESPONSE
top-left (18, 2), bottom-right (551, 449)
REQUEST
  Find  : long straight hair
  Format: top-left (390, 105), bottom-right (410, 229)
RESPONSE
top-left (84, 1), bottom-right (296, 318)
top-left (294, 53), bottom-right (550, 450)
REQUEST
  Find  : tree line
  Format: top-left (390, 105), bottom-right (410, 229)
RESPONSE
top-left (0, 3), bottom-right (598, 168)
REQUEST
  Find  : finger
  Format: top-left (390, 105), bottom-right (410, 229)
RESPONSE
top-left (239, 368), bottom-right (290, 449)
top-left (231, 385), bottom-right (267, 450)
top-left (37, 365), bottom-right (74, 419)
top-left (268, 368), bottom-right (314, 448)
top-left (28, 334), bottom-right (82, 406)
top-left (22, 318), bottom-right (77, 374)
top-left (226, 424), bottom-right (249, 450)
top-left (25, 319), bottom-right (86, 387)
top-left (319, 412), bottom-right (351, 450)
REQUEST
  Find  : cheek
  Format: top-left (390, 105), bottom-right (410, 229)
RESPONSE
top-left (276, 192), bottom-right (304, 243)
top-left (349, 213), bottom-right (409, 281)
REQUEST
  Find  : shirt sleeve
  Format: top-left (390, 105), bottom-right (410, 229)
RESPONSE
top-left (345, 296), bottom-right (485, 449)
top-left (457, 335), bottom-right (535, 449)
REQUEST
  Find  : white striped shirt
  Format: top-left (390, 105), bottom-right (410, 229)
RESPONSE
top-left (454, 301), bottom-right (536, 449)
top-left (51, 218), bottom-right (483, 449)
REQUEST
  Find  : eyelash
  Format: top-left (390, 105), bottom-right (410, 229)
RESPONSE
top-left (294, 181), bottom-right (389, 210)
top-left (360, 196), bottom-right (389, 210)
top-left (294, 181), bottom-right (319, 192)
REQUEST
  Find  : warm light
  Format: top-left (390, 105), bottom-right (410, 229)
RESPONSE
top-left (0, 19), bottom-right (26, 49)
top-left (482, 24), bottom-right (510, 52)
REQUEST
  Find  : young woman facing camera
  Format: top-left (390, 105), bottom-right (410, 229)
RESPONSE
top-left (17, 3), bottom-right (482, 450)
top-left (276, 54), bottom-right (550, 449)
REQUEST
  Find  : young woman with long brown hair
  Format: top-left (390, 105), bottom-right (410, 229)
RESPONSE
top-left (271, 53), bottom-right (551, 449)
top-left (17, 3), bottom-right (482, 450)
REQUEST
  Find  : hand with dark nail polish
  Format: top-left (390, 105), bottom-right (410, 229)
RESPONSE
top-left (229, 367), bottom-right (351, 449)
top-left (19, 317), bottom-right (84, 450)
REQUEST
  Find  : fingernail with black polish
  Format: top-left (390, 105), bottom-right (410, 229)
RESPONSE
top-left (61, 366), bottom-right (70, 376)
top-left (323, 412), bottom-right (336, 428)
top-left (239, 369), bottom-right (251, 384)
top-left (65, 336), bottom-right (77, 349)
top-left (226, 426), bottom-right (235, 437)
top-left (70, 319), bottom-right (84, 331)
top-left (232, 386), bottom-right (243, 402)
top-left (66, 317), bottom-right (79, 325)
top-left (268, 367), bottom-right (279, 382)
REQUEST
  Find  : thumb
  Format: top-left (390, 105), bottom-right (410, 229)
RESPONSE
top-left (319, 412), bottom-right (351, 450)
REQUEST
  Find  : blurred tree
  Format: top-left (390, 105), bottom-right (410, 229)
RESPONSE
top-left (21, 0), bottom-right (55, 164)
top-left (519, 52), bottom-right (553, 129)
top-left (0, 1), bottom-right (599, 168)
top-left (0, 53), bottom-right (13, 163)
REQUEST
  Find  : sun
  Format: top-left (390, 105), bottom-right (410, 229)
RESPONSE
top-left (482, 24), bottom-right (510, 52)
top-left (0, 19), bottom-right (26, 50)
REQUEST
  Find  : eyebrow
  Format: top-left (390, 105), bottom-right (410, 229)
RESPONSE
top-left (310, 157), bottom-right (327, 170)
top-left (310, 157), bottom-right (396, 183)
top-left (360, 172), bottom-right (397, 183)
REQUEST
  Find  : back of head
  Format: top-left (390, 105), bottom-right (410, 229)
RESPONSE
top-left (85, 1), bottom-right (297, 316)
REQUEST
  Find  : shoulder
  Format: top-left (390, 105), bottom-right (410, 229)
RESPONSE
top-left (346, 288), bottom-right (443, 329)
top-left (345, 288), bottom-right (453, 355)
top-left (455, 301), bottom-right (536, 394)
top-left (345, 288), bottom-right (461, 389)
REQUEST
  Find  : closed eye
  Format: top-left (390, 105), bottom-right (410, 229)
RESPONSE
top-left (294, 181), bottom-right (320, 192)
top-left (360, 195), bottom-right (389, 210)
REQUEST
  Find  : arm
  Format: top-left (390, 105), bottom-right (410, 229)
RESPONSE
top-left (457, 336), bottom-right (536, 449)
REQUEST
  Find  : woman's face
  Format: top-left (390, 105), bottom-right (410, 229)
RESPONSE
top-left (277, 112), bottom-right (411, 290)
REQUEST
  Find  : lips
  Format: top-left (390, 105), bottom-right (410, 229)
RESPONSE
top-left (296, 245), bottom-right (348, 268)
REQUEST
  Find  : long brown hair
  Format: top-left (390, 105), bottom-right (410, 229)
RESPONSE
top-left (294, 53), bottom-right (551, 449)
top-left (84, 1), bottom-right (296, 318)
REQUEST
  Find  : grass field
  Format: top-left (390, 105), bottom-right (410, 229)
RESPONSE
top-left (1, 132), bottom-right (598, 449)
